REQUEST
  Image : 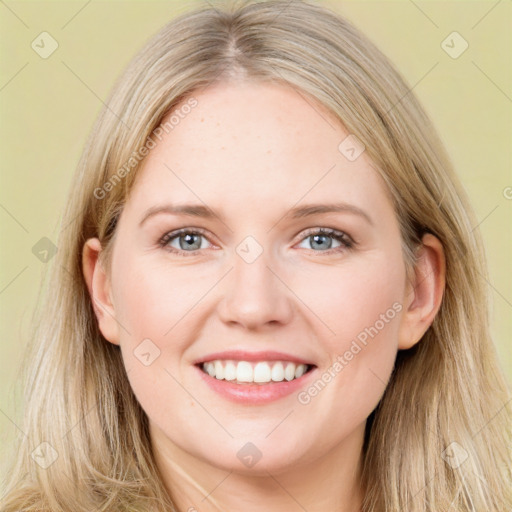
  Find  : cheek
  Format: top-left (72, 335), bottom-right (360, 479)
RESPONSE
top-left (111, 260), bottom-right (198, 421)
top-left (297, 254), bottom-right (405, 422)
top-left (298, 252), bottom-right (405, 346)
top-left (112, 257), bottom-right (199, 343)
top-left (108, 257), bottom-right (191, 398)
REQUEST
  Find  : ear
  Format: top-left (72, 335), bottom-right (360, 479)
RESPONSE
top-left (82, 238), bottom-right (120, 345)
top-left (398, 233), bottom-right (446, 350)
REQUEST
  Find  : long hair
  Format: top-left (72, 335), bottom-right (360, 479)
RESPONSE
top-left (2, 1), bottom-right (510, 510)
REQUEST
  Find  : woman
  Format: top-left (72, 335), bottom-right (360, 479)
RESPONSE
top-left (2, 1), bottom-right (510, 510)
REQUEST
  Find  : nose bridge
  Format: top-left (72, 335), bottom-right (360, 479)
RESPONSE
top-left (218, 241), bottom-right (293, 328)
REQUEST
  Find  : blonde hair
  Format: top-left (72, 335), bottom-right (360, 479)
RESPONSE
top-left (2, 1), bottom-right (510, 510)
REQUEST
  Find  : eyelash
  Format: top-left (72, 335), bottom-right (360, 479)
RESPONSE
top-left (158, 227), bottom-right (355, 257)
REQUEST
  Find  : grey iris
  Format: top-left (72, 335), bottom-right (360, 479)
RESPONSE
top-left (310, 234), bottom-right (332, 250)
top-left (180, 233), bottom-right (202, 250)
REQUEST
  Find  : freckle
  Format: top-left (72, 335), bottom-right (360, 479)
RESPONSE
top-left (201, 118), bottom-right (205, 122)
top-left (267, 149), bottom-right (272, 154)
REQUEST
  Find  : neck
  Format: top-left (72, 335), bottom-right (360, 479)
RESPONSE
top-left (150, 421), bottom-right (366, 512)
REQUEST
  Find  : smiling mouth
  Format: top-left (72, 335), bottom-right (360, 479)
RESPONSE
top-left (196, 359), bottom-right (316, 385)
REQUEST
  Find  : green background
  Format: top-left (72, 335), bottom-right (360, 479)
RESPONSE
top-left (1, 0), bottom-right (511, 472)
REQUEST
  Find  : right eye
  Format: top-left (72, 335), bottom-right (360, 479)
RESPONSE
top-left (159, 228), bottom-right (213, 256)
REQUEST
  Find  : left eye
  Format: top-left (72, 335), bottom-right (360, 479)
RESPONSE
top-left (159, 228), bottom-right (353, 256)
top-left (296, 228), bottom-right (353, 252)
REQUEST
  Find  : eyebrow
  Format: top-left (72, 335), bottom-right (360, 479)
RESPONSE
top-left (139, 202), bottom-right (374, 227)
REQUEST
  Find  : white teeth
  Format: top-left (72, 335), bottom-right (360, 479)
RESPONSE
top-left (224, 361), bottom-right (237, 381)
top-left (236, 361), bottom-right (253, 382)
top-left (205, 362), bottom-right (215, 377)
top-left (271, 362), bottom-right (285, 382)
top-left (284, 363), bottom-right (296, 381)
top-left (200, 360), bottom-right (310, 384)
top-left (214, 360), bottom-right (224, 380)
top-left (254, 362), bottom-right (272, 383)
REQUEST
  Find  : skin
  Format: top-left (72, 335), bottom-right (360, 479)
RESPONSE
top-left (83, 81), bottom-right (445, 512)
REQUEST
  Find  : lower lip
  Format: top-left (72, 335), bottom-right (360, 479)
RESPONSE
top-left (194, 364), bottom-right (317, 404)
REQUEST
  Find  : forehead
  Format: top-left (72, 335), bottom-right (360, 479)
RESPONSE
top-left (159, 81), bottom-right (347, 168)
top-left (126, 81), bottom-right (391, 220)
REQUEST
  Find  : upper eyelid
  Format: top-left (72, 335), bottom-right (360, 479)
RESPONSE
top-left (162, 226), bottom-right (215, 239)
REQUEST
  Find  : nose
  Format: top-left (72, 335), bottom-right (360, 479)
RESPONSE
top-left (217, 251), bottom-right (294, 330)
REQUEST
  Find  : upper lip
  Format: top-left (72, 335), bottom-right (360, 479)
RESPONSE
top-left (194, 350), bottom-right (316, 366)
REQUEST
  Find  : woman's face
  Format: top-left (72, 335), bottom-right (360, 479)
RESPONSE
top-left (88, 81), bottom-right (429, 475)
